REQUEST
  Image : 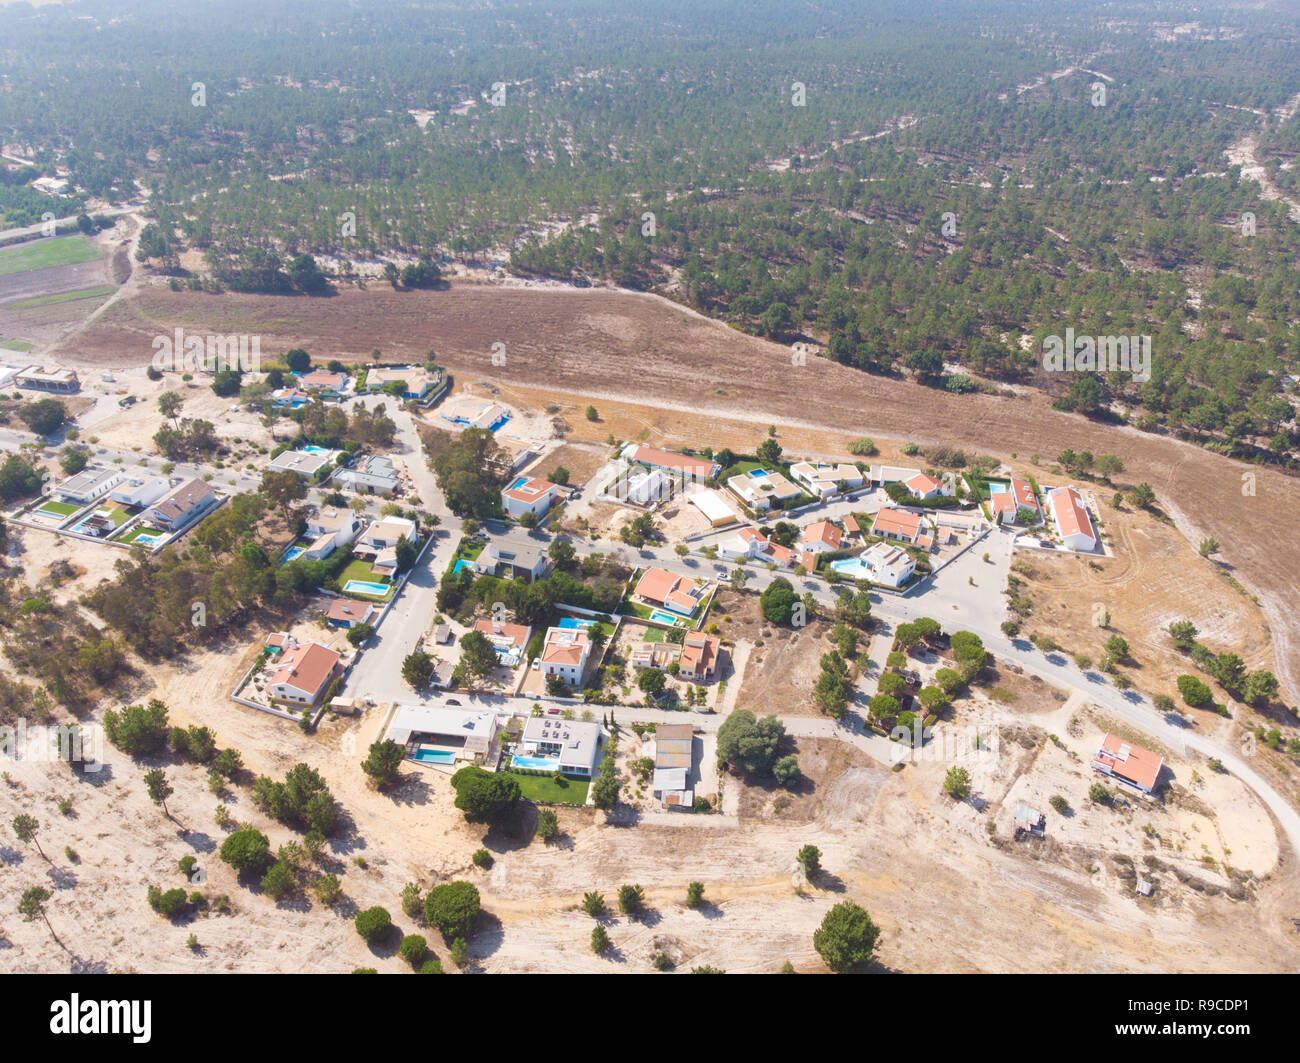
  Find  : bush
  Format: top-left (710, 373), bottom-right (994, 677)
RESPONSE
top-left (686, 881), bottom-right (705, 908)
top-left (1049, 795), bottom-right (1071, 815)
top-left (399, 934), bottom-right (429, 967)
top-left (813, 901), bottom-right (880, 973)
top-left (424, 881), bottom-right (481, 941)
top-left (472, 848), bottom-right (494, 869)
top-left (150, 887), bottom-right (189, 919)
top-left (618, 883), bottom-right (645, 915)
top-left (943, 767), bottom-right (971, 800)
top-left (354, 906), bottom-right (392, 943)
top-left (420, 958), bottom-right (444, 974)
top-left (313, 874), bottom-right (342, 905)
top-left (772, 754), bottom-right (800, 787)
top-left (260, 861), bottom-right (296, 899)
top-left (583, 891), bottom-right (605, 917)
top-left (1089, 783), bottom-right (1112, 804)
top-left (591, 925), bottom-right (612, 953)
top-left (219, 827), bottom-right (272, 874)
top-left (1177, 674), bottom-right (1213, 707)
top-left (797, 844), bottom-right (821, 876)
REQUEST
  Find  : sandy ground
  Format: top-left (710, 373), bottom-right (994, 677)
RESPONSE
top-left (715, 588), bottom-right (842, 720)
top-left (2, 608), bottom-right (1297, 973)
top-left (1014, 494), bottom-right (1273, 713)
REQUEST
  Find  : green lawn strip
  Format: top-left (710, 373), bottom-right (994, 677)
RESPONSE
top-left (36, 499), bottom-right (79, 516)
top-left (5, 285), bottom-right (114, 310)
top-left (0, 338), bottom-right (34, 351)
top-left (0, 235), bottom-right (100, 276)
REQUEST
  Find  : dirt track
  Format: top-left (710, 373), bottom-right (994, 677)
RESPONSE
top-left (53, 283), bottom-right (1300, 703)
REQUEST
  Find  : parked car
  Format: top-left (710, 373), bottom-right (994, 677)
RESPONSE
top-left (546, 706), bottom-right (560, 715)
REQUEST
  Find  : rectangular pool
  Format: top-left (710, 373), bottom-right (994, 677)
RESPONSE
top-left (508, 475), bottom-right (529, 490)
top-left (343, 579), bottom-right (392, 597)
top-left (452, 558), bottom-right (475, 576)
top-left (302, 445), bottom-right (331, 455)
top-left (511, 754), bottom-right (560, 771)
top-left (412, 749), bottom-right (456, 765)
top-left (649, 609), bottom-right (684, 625)
top-left (558, 617), bottom-right (596, 630)
top-left (831, 558), bottom-right (873, 579)
top-left (282, 545), bottom-right (306, 563)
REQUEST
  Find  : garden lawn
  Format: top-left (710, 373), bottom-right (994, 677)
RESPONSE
top-left (507, 769), bottom-right (590, 805)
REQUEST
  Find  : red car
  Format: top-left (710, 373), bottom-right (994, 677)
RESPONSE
top-left (546, 707), bottom-right (561, 715)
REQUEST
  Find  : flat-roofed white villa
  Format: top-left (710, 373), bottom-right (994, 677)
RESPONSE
top-left (516, 716), bottom-right (603, 777)
top-left (385, 703), bottom-right (500, 768)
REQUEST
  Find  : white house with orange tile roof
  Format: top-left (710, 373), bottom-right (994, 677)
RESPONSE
top-left (798, 520), bottom-right (843, 569)
top-left (266, 642), bottom-right (341, 706)
top-left (871, 507), bottom-right (925, 544)
top-left (990, 476), bottom-right (1040, 524)
top-left (622, 444), bottom-right (720, 480)
top-left (634, 567), bottom-right (706, 616)
top-left (501, 476), bottom-right (559, 519)
top-left (1046, 486), bottom-right (1097, 552)
top-left (539, 626), bottom-right (592, 686)
top-left (679, 631), bottom-right (722, 681)
top-left (905, 472), bottom-right (950, 500)
top-left (1092, 733), bottom-right (1163, 794)
top-left (718, 526), bottom-right (797, 567)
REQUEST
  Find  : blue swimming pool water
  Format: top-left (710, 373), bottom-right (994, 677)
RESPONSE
top-left (133, 532), bottom-right (163, 547)
top-left (283, 545), bottom-right (306, 563)
top-left (302, 445), bottom-right (331, 454)
top-left (748, 468), bottom-right (770, 479)
top-left (344, 579), bottom-right (392, 597)
top-left (831, 558), bottom-right (873, 579)
top-left (509, 475), bottom-right (528, 489)
top-left (452, 558), bottom-right (475, 576)
top-left (413, 749), bottom-right (456, 764)
top-left (649, 609), bottom-right (684, 625)
top-left (558, 617), bottom-right (596, 629)
top-left (511, 754), bottom-right (559, 771)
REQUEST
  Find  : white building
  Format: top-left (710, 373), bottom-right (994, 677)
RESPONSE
top-left (860, 541), bottom-right (915, 588)
top-left (519, 716), bottom-right (603, 776)
top-left (385, 703), bottom-right (499, 764)
top-left (789, 461), bottom-right (865, 499)
top-left (303, 508), bottom-right (361, 559)
top-left (54, 466), bottom-right (123, 505)
top-left (1047, 486), bottom-right (1098, 552)
top-left (110, 476), bottom-right (173, 509)
top-left (268, 448), bottom-right (341, 479)
top-left (501, 476), bottom-right (559, 520)
top-left (539, 627), bottom-right (592, 687)
top-left (688, 487), bottom-right (739, 527)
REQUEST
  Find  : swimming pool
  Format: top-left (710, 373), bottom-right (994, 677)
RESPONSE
top-left (649, 609), bottom-right (684, 625)
top-left (511, 754), bottom-right (560, 771)
top-left (343, 579), bottom-right (392, 597)
top-left (302, 445), bottom-right (331, 455)
top-left (452, 558), bottom-right (475, 576)
top-left (133, 532), bottom-right (164, 547)
top-left (508, 475), bottom-right (529, 490)
top-left (831, 558), bottom-right (873, 579)
top-left (283, 545), bottom-right (306, 563)
top-left (412, 749), bottom-right (456, 765)
top-left (748, 468), bottom-right (770, 479)
top-left (558, 617), bottom-right (596, 630)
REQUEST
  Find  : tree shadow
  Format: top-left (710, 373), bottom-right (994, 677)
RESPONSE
top-left (364, 924), bottom-right (401, 959)
top-left (809, 869), bottom-right (846, 894)
top-left (181, 830), bottom-right (217, 855)
top-left (694, 901), bottom-right (726, 920)
top-left (46, 866), bottom-right (77, 890)
top-left (68, 956), bottom-right (110, 974)
top-left (0, 845), bottom-right (22, 866)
